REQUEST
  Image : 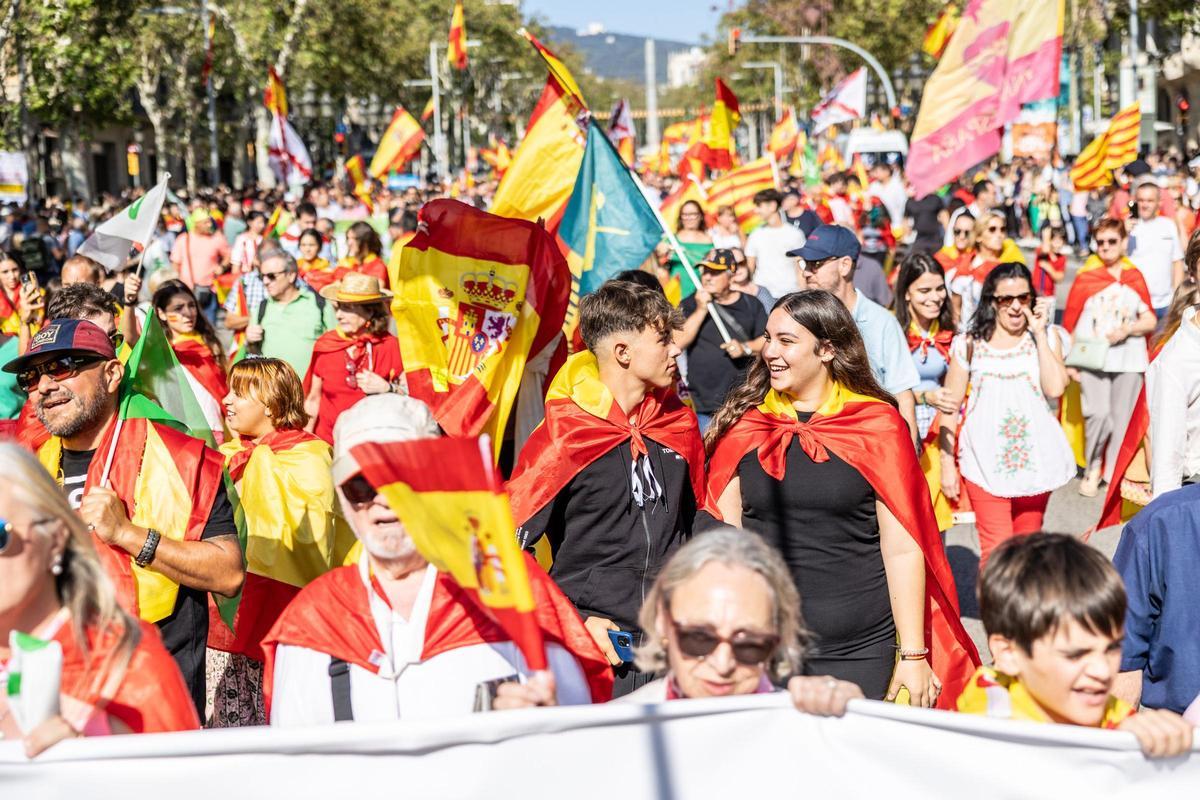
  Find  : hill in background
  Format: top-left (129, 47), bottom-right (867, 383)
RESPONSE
top-left (544, 25), bottom-right (697, 83)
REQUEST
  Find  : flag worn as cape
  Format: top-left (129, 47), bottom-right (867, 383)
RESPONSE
top-left (56, 618), bottom-right (200, 734)
top-left (395, 200), bottom-right (569, 455)
top-left (36, 415), bottom-right (225, 624)
top-left (369, 105), bottom-right (425, 179)
top-left (704, 384), bottom-right (981, 708)
top-left (507, 351), bottom-right (706, 527)
top-left (351, 435), bottom-right (555, 673)
top-left (208, 429), bottom-right (354, 661)
top-left (559, 124), bottom-right (662, 337)
top-left (908, 0), bottom-right (1064, 198)
top-left (260, 555), bottom-right (615, 715)
top-left (490, 32), bottom-right (587, 229)
top-left (77, 174), bottom-right (170, 272)
top-left (1062, 255), bottom-right (1152, 333)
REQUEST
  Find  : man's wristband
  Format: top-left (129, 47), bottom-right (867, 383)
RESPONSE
top-left (135, 528), bottom-right (161, 567)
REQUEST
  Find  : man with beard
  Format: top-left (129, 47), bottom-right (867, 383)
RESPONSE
top-left (4, 319), bottom-right (243, 714)
top-left (262, 394), bottom-right (611, 724)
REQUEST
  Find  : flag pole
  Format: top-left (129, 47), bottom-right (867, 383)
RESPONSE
top-left (625, 168), bottom-right (733, 344)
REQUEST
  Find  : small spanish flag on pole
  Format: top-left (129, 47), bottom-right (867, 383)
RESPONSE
top-left (345, 154), bottom-right (374, 213)
top-left (698, 79), bottom-right (740, 171)
top-left (421, 96), bottom-right (435, 123)
top-left (263, 66), bottom-right (288, 117)
top-left (448, 0), bottom-right (468, 71)
top-left (368, 105), bottom-right (426, 179)
top-left (351, 435), bottom-right (548, 671)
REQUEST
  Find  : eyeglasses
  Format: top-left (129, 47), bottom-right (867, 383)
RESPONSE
top-left (340, 474), bottom-right (380, 508)
top-left (802, 257), bottom-right (836, 273)
top-left (1095, 237), bottom-right (1122, 246)
top-left (667, 612), bottom-right (780, 666)
top-left (260, 271), bottom-right (287, 282)
top-left (16, 354), bottom-right (105, 392)
top-left (992, 292), bottom-right (1032, 307)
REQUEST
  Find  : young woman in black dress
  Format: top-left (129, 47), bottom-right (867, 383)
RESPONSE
top-left (705, 290), bottom-right (975, 706)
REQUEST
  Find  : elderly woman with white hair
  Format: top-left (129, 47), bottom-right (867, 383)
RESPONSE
top-left (619, 527), bottom-right (862, 711)
top-left (262, 393), bottom-right (613, 725)
top-left (0, 444), bottom-right (198, 756)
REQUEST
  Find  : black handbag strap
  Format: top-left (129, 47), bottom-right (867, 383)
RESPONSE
top-left (328, 657), bottom-right (354, 722)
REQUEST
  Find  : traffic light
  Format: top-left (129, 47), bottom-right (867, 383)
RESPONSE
top-left (1178, 92), bottom-right (1190, 139)
top-left (728, 27), bottom-right (741, 56)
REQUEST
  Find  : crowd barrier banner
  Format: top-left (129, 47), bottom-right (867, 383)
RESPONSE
top-left (1, 695), bottom-right (1196, 798)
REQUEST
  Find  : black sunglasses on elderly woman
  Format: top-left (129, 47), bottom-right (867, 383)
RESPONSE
top-left (667, 612), bottom-right (780, 666)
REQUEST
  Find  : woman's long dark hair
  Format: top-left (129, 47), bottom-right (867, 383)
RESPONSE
top-left (347, 220), bottom-right (383, 259)
top-left (152, 279), bottom-right (229, 373)
top-left (966, 262), bottom-right (1036, 343)
top-left (893, 252), bottom-right (955, 333)
top-left (675, 199), bottom-right (704, 233)
top-left (705, 290), bottom-right (896, 453)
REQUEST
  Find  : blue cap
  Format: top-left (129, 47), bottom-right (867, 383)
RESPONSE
top-left (786, 224), bottom-right (861, 262)
top-left (2, 318), bottom-right (116, 373)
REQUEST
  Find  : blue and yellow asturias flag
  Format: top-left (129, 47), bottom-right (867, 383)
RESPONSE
top-left (559, 124), bottom-right (662, 332)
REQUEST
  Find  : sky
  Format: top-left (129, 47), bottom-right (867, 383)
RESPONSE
top-left (522, 0), bottom-right (728, 44)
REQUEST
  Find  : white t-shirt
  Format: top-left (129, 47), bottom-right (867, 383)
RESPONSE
top-left (1147, 307), bottom-right (1200, 497)
top-left (1074, 282), bottom-right (1151, 373)
top-left (744, 222), bottom-right (806, 298)
top-left (1128, 216), bottom-right (1184, 308)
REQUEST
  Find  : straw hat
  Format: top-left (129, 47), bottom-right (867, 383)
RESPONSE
top-left (319, 271), bottom-right (392, 303)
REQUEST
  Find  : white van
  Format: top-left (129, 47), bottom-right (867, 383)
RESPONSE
top-left (842, 129), bottom-right (909, 167)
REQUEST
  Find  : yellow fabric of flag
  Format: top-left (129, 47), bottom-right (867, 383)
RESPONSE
top-left (263, 67), bottom-right (288, 117)
top-left (369, 105), bottom-right (425, 179)
top-left (1070, 103), bottom-right (1141, 191)
top-left (706, 157), bottom-right (777, 233)
top-left (448, 0), bottom-right (468, 71)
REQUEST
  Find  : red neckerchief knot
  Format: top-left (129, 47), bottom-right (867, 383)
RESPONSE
top-left (757, 415), bottom-right (829, 479)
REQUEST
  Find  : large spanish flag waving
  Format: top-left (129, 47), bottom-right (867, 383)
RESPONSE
top-left (394, 199), bottom-right (570, 454)
top-left (490, 30), bottom-right (587, 229)
top-left (908, 0), bottom-right (1064, 198)
top-left (368, 105), bottom-right (425, 179)
top-left (706, 384), bottom-right (981, 708)
top-left (351, 436), bottom-right (549, 671)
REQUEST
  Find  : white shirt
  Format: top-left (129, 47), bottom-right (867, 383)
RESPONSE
top-left (1147, 308), bottom-right (1200, 498)
top-left (1128, 216), bottom-right (1184, 308)
top-left (744, 221), bottom-right (805, 299)
top-left (1074, 282), bottom-right (1151, 373)
top-left (869, 176), bottom-right (908, 227)
top-left (269, 558), bottom-right (592, 726)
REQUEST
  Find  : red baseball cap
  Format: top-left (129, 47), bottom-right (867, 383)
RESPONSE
top-left (2, 318), bottom-right (117, 374)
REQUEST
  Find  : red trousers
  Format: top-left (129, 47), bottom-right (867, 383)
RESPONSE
top-left (963, 478), bottom-right (1051, 572)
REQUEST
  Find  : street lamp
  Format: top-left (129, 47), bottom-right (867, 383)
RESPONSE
top-left (742, 61), bottom-right (784, 119)
top-left (427, 38), bottom-right (482, 178)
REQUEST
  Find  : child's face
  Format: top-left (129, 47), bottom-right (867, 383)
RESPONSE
top-left (992, 619), bottom-right (1123, 726)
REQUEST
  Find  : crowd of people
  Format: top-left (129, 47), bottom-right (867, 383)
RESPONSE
top-left (1, 146), bottom-right (1199, 769)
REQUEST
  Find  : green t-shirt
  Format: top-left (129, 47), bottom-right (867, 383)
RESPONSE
top-left (256, 290), bottom-right (336, 377)
top-left (0, 336), bottom-right (24, 419)
top-left (665, 239), bottom-right (713, 300)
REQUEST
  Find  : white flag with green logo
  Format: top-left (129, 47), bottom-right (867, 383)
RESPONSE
top-left (5, 630), bottom-right (62, 734)
top-left (77, 173), bottom-right (170, 272)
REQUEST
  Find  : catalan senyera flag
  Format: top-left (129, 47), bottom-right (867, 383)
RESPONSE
top-left (696, 79), bottom-right (739, 171)
top-left (448, 0), bottom-right (468, 71)
top-left (490, 31), bottom-right (587, 230)
top-left (1069, 103), bottom-right (1141, 191)
top-left (345, 154), bottom-right (373, 213)
top-left (705, 156), bottom-right (777, 233)
top-left (369, 105), bottom-right (426, 179)
top-left (394, 199), bottom-right (570, 457)
top-left (352, 435), bottom-right (546, 670)
top-left (706, 384), bottom-right (981, 708)
top-left (923, 3), bottom-right (960, 60)
top-left (263, 66), bottom-right (287, 117)
top-left (909, 0), bottom-right (1064, 198)
top-left (560, 124), bottom-right (662, 336)
top-left (767, 107), bottom-right (800, 159)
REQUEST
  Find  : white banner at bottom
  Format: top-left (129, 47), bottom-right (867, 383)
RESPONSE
top-left (1, 695), bottom-right (1196, 798)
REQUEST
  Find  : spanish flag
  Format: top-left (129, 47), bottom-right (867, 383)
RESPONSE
top-left (209, 429), bottom-right (355, 661)
top-left (351, 436), bottom-right (546, 670)
top-left (662, 118), bottom-right (694, 145)
top-left (263, 66), bottom-right (287, 117)
top-left (705, 156), bottom-right (777, 233)
top-left (369, 105), bottom-right (425, 179)
top-left (345, 154), bottom-right (373, 213)
top-left (1062, 254), bottom-right (1152, 334)
top-left (1069, 103), bottom-right (1141, 191)
top-left (394, 199), bottom-right (570, 455)
top-left (676, 114), bottom-right (708, 180)
top-left (922, 4), bottom-right (959, 60)
top-left (696, 79), bottom-right (739, 171)
top-left (766, 106), bottom-right (800, 159)
top-left (490, 30), bottom-right (586, 231)
top-left (448, 0), bottom-right (468, 71)
top-left (479, 136), bottom-right (512, 179)
top-left (421, 96), bottom-right (435, 123)
top-left (706, 384), bottom-right (981, 708)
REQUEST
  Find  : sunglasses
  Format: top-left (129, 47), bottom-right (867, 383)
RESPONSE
top-left (1095, 237), bottom-right (1122, 246)
top-left (340, 474), bottom-right (380, 508)
top-left (260, 270), bottom-right (288, 282)
top-left (668, 613), bottom-right (780, 666)
top-left (802, 256), bottom-right (836, 273)
top-left (0, 519), bottom-right (10, 554)
top-left (953, 228), bottom-right (973, 237)
top-left (992, 292), bottom-right (1032, 307)
top-left (16, 354), bottom-right (105, 392)
top-left (986, 225), bottom-right (1005, 233)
